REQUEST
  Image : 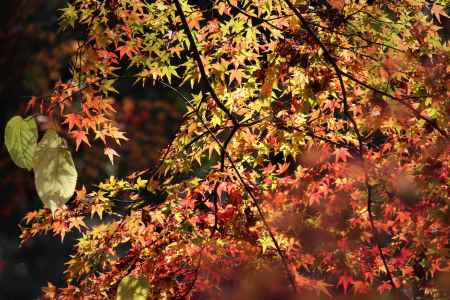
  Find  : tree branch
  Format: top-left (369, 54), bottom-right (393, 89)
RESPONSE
top-left (283, 0), bottom-right (399, 292)
top-left (159, 79), bottom-right (297, 294)
top-left (173, 0), bottom-right (238, 125)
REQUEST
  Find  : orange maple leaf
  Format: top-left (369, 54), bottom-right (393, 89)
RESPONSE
top-left (377, 282), bottom-right (392, 294)
top-left (71, 130), bottom-right (91, 150)
top-left (116, 44), bottom-right (136, 60)
top-left (229, 68), bottom-right (243, 85)
top-left (329, 0), bottom-right (344, 10)
top-left (52, 220), bottom-right (69, 242)
top-left (352, 281), bottom-right (369, 294)
top-left (104, 147), bottom-right (119, 164)
top-left (314, 280), bottom-right (332, 297)
top-left (64, 113), bottom-right (82, 131)
top-left (75, 186), bottom-right (86, 203)
top-left (334, 147), bottom-right (352, 162)
top-left (431, 3), bottom-right (449, 24)
top-left (23, 211), bottom-right (39, 224)
top-left (69, 216), bottom-right (87, 231)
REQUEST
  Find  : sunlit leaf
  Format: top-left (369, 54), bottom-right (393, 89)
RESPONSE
top-left (33, 129), bottom-right (77, 214)
top-left (116, 275), bottom-right (151, 300)
top-left (4, 115), bottom-right (38, 170)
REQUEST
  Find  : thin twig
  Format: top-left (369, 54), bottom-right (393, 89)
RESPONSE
top-left (283, 0), bottom-right (399, 291)
top-left (173, 0), bottom-right (238, 125)
top-left (158, 79), bottom-right (297, 294)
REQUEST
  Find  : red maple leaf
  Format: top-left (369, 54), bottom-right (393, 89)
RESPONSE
top-left (334, 147), bottom-right (352, 162)
top-left (398, 248), bottom-right (412, 265)
top-left (352, 281), bottom-right (368, 294)
top-left (64, 113), bottom-right (82, 131)
top-left (71, 130), bottom-right (90, 150)
top-left (337, 273), bottom-right (353, 294)
top-left (116, 44), bottom-right (136, 60)
top-left (217, 205), bottom-right (235, 222)
top-left (377, 282), bottom-right (392, 294)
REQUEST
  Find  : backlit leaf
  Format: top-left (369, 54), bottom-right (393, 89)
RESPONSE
top-left (116, 275), bottom-right (151, 300)
top-left (33, 129), bottom-right (77, 214)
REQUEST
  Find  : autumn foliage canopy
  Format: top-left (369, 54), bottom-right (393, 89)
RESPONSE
top-left (4, 0), bottom-right (450, 299)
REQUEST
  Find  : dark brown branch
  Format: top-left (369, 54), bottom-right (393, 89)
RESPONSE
top-left (277, 122), bottom-right (356, 150)
top-left (283, 0), bottom-right (399, 292)
top-left (158, 55), bottom-right (276, 253)
top-left (211, 125), bottom-right (240, 236)
top-left (284, 8), bottom-right (446, 136)
top-left (159, 79), bottom-right (297, 294)
top-left (173, 0), bottom-right (238, 125)
top-left (179, 247), bottom-right (203, 298)
top-left (226, 0), bottom-right (285, 31)
top-left (366, 182), bottom-right (398, 291)
top-left (339, 71), bottom-right (447, 137)
top-left (184, 118), bottom-right (264, 151)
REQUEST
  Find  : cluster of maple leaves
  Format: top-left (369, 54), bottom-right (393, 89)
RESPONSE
top-left (8, 0), bottom-right (450, 299)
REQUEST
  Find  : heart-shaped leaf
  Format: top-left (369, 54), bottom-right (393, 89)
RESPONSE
top-left (33, 129), bottom-right (77, 214)
top-left (4, 116), bottom-right (38, 170)
top-left (116, 275), bottom-right (151, 300)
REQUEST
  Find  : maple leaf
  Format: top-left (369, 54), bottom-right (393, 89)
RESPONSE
top-left (104, 147), bottom-right (119, 164)
top-left (187, 11), bottom-right (202, 30)
top-left (333, 147), bottom-right (352, 162)
top-left (90, 203), bottom-right (105, 219)
top-left (71, 130), bottom-right (91, 150)
top-left (431, 3), bottom-right (449, 24)
top-left (69, 216), bottom-right (87, 231)
top-left (52, 220), bottom-right (69, 241)
top-left (352, 281), bottom-right (368, 294)
top-left (217, 205), bottom-right (236, 222)
top-left (181, 195), bottom-right (195, 209)
top-left (94, 129), bottom-right (108, 144)
top-left (329, 0), bottom-right (344, 10)
top-left (377, 282), bottom-right (392, 294)
top-left (397, 248), bottom-right (412, 265)
top-left (107, 126), bottom-right (129, 145)
top-left (42, 282), bottom-right (57, 299)
top-left (64, 113), bottom-right (82, 131)
top-left (116, 44), bottom-right (136, 60)
top-left (275, 162), bottom-right (290, 175)
top-left (258, 235), bottom-right (274, 254)
top-left (23, 211), bottom-right (39, 224)
top-left (337, 273), bottom-right (353, 294)
top-left (294, 272), bottom-right (311, 287)
top-left (75, 186), bottom-right (86, 203)
top-left (314, 280), bottom-right (332, 297)
top-left (229, 68), bottom-right (243, 85)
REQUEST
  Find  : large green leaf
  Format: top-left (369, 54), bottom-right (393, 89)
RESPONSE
top-left (116, 275), bottom-right (151, 300)
top-left (33, 129), bottom-right (77, 214)
top-left (4, 116), bottom-right (38, 170)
